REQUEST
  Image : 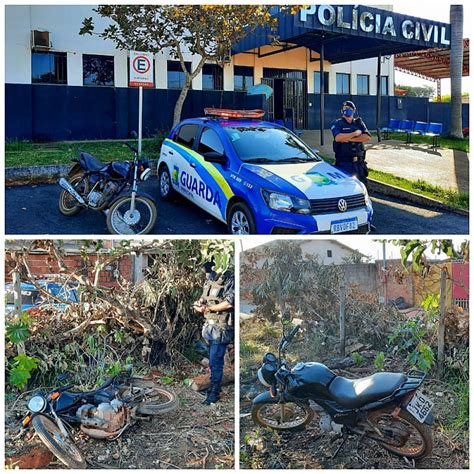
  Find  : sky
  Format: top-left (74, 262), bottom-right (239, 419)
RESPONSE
top-left (392, 1), bottom-right (470, 95)
top-left (240, 238), bottom-right (466, 261)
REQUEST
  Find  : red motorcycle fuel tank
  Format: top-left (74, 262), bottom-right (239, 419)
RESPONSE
top-left (287, 362), bottom-right (337, 400)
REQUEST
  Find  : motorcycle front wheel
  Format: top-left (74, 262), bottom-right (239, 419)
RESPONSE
top-left (252, 401), bottom-right (314, 432)
top-left (32, 414), bottom-right (87, 469)
top-left (58, 174), bottom-right (86, 216)
top-left (368, 407), bottom-right (433, 459)
top-left (128, 378), bottom-right (179, 415)
top-left (106, 195), bottom-right (157, 235)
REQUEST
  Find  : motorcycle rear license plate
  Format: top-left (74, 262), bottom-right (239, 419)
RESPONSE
top-left (406, 391), bottom-right (434, 423)
top-left (330, 218), bottom-right (357, 234)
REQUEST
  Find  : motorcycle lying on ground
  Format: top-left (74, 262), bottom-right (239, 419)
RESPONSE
top-left (58, 133), bottom-right (156, 234)
top-left (252, 324), bottom-right (434, 460)
top-left (22, 367), bottom-right (178, 469)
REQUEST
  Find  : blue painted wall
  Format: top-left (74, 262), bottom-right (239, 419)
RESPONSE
top-left (5, 83), bottom-right (469, 141)
top-left (5, 84), bottom-right (265, 141)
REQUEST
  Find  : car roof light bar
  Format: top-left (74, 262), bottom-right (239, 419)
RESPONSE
top-left (203, 108), bottom-right (265, 119)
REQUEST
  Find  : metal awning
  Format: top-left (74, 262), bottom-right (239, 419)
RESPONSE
top-left (233, 5), bottom-right (451, 63)
top-left (395, 38), bottom-right (469, 81)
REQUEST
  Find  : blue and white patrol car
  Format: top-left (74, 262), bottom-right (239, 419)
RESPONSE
top-left (158, 109), bottom-right (373, 235)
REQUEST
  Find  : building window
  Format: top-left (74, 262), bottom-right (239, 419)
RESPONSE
top-left (167, 61), bottom-right (191, 89)
top-left (336, 73), bottom-right (350, 95)
top-left (202, 64), bottom-right (223, 90)
top-left (313, 71), bottom-right (329, 94)
top-left (381, 75), bottom-right (389, 95)
top-left (357, 74), bottom-right (369, 95)
top-left (83, 54), bottom-right (114, 86)
top-left (31, 51), bottom-right (67, 84)
top-left (234, 66), bottom-right (254, 92)
top-left (327, 250), bottom-right (333, 258)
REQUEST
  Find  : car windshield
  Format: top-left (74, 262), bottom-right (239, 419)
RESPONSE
top-left (223, 125), bottom-right (321, 164)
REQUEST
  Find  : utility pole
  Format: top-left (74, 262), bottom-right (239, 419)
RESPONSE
top-left (437, 269), bottom-right (447, 378)
top-left (382, 241), bottom-right (387, 305)
top-left (339, 278), bottom-right (346, 357)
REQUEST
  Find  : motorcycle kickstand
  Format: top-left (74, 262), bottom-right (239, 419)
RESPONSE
top-left (331, 431), bottom-right (349, 460)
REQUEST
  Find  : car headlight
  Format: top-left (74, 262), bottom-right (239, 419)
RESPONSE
top-left (262, 190), bottom-right (310, 215)
top-left (361, 184), bottom-right (371, 206)
top-left (27, 395), bottom-right (46, 413)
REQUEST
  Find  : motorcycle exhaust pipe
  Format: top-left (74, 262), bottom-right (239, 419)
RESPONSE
top-left (59, 178), bottom-right (86, 205)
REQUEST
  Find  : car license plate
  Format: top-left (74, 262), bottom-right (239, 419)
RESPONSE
top-left (330, 218), bottom-right (357, 234)
top-left (406, 391), bottom-right (434, 423)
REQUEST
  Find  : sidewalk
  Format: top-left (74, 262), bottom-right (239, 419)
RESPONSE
top-left (300, 130), bottom-right (469, 194)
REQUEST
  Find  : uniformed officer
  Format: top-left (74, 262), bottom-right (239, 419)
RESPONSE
top-left (193, 261), bottom-right (234, 405)
top-left (331, 100), bottom-right (371, 185)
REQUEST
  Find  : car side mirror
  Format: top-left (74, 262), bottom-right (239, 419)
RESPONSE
top-left (203, 151), bottom-right (227, 164)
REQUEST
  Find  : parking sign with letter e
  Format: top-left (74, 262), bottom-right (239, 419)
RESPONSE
top-left (129, 51), bottom-right (154, 87)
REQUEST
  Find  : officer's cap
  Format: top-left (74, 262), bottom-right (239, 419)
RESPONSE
top-left (342, 100), bottom-right (356, 110)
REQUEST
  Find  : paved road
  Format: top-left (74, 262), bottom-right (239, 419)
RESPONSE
top-left (5, 177), bottom-right (469, 235)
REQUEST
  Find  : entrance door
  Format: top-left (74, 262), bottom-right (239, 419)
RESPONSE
top-left (261, 71), bottom-right (307, 129)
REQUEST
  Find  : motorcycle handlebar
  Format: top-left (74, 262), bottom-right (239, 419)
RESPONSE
top-left (124, 142), bottom-right (138, 154)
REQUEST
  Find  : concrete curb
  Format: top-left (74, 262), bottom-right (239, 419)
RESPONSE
top-left (367, 178), bottom-right (469, 217)
top-left (5, 160), bottom-right (159, 185)
top-left (5, 163), bottom-right (469, 217)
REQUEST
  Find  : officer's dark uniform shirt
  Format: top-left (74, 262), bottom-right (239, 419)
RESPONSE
top-left (331, 117), bottom-right (371, 160)
top-left (201, 271), bottom-right (234, 343)
top-left (330, 116), bottom-right (371, 185)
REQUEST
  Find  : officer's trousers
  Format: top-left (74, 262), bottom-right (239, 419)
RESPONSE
top-left (209, 341), bottom-right (229, 386)
top-left (335, 159), bottom-right (368, 186)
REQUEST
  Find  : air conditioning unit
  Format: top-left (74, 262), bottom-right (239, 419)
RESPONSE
top-left (31, 30), bottom-right (51, 50)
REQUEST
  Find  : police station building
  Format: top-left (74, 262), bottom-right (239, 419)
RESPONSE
top-left (5, 5), bottom-right (454, 141)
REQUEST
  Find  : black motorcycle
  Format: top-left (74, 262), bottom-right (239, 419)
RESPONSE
top-left (58, 134), bottom-right (156, 234)
top-left (22, 368), bottom-right (178, 469)
top-left (252, 324), bottom-right (434, 460)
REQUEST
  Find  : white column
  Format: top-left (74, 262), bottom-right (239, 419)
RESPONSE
top-left (223, 62), bottom-right (233, 91)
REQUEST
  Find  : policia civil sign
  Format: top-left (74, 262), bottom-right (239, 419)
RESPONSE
top-left (297, 5), bottom-right (450, 48)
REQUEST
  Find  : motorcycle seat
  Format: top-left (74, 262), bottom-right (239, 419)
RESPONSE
top-left (328, 372), bottom-right (407, 409)
top-left (79, 152), bottom-right (106, 172)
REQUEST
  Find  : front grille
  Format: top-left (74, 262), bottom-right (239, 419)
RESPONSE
top-left (309, 194), bottom-right (366, 215)
top-left (271, 226), bottom-right (300, 235)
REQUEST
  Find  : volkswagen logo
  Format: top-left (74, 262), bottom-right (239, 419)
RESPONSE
top-left (338, 199), bottom-right (348, 212)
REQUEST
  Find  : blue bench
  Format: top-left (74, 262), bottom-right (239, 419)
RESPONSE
top-left (381, 118), bottom-right (400, 139)
top-left (406, 121), bottom-right (428, 144)
top-left (424, 122), bottom-right (443, 150)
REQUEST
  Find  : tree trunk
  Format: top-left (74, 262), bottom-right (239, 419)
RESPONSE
top-left (173, 76), bottom-right (192, 129)
top-left (449, 5), bottom-right (464, 139)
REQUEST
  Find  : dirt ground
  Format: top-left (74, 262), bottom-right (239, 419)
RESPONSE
top-left (5, 384), bottom-right (234, 469)
top-left (240, 365), bottom-right (468, 470)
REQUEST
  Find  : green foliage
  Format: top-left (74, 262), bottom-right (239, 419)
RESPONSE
top-left (388, 316), bottom-right (435, 371)
top-left (374, 352), bottom-right (385, 371)
top-left (391, 239), bottom-right (469, 272)
top-left (9, 354), bottom-right (40, 389)
top-left (351, 352), bottom-right (365, 366)
top-left (6, 322), bottom-right (30, 344)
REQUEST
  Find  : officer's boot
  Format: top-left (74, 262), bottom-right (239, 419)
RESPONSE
top-left (202, 383), bottom-right (221, 405)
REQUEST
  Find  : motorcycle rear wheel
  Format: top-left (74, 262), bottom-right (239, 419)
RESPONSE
top-left (128, 378), bottom-right (179, 415)
top-left (368, 407), bottom-right (433, 459)
top-left (106, 195), bottom-right (157, 235)
top-left (32, 414), bottom-right (87, 469)
top-left (252, 401), bottom-right (314, 432)
top-left (58, 174), bottom-right (86, 216)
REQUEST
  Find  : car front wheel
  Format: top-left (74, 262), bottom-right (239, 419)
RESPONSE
top-left (227, 202), bottom-right (256, 235)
